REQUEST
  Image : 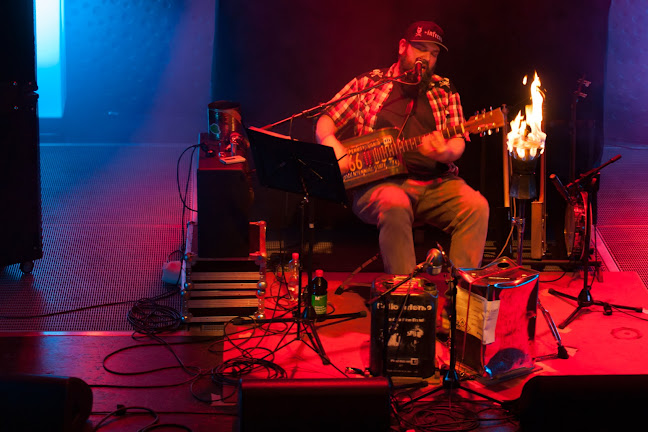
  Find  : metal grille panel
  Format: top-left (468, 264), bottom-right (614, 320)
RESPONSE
top-left (596, 145), bottom-right (648, 288)
top-left (0, 143), bottom-right (193, 331)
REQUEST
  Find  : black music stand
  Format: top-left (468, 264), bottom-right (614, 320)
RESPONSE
top-left (242, 127), bottom-right (363, 365)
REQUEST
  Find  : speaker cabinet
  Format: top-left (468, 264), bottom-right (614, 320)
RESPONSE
top-left (0, 0), bottom-right (36, 89)
top-left (197, 149), bottom-right (252, 258)
top-left (0, 374), bottom-right (93, 432)
top-left (0, 88), bottom-right (43, 269)
top-left (238, 378), bottom-right (390, 432)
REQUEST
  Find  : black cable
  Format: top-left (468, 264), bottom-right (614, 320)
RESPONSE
top-left (102, 336), bottom-right (201, 376)
top-left (221, 315), bottom-right (288, 355)
top-left (178, 144), bottom-right (198, 252)
top-left (193, 346), bottom-right (287, 404)
top-left (335, 252), bottom-right (380, 295)
top-left (0, 297), bottom-right (137, 319)
top-left (540, 272), bottom-right (568, 283)
top-left (176, 144), bottom-right (199, 213)
top-left (394, 399), bottom-right (515, 432)
top-left (93, 406), bottom-right (159, 431)
top-left (141, 423), bottom-right (193, 432)
top-left (127, 297), bottom-right (183, 335)
top-left (207, 322), bottom-right (285, 354)
top-left (125, 143), bottom-right (199, 336)
top-left (0, 288), bottom-right (183, 320)
top-left (611, 306), bottom-right (648, 322)
top-left (214, 349), bottom-right (287, 384)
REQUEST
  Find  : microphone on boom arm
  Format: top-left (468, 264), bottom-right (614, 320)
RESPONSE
top-left (413, 58), bottom-right (424, 82)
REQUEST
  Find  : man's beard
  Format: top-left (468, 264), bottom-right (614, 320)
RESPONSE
top-left (400, 54), bottom-right (434, 93)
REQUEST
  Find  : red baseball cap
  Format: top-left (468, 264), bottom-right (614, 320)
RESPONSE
top-left (404, 21), bottom-right (448, 51)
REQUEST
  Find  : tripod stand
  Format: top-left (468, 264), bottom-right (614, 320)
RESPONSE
top-left (549, 155), bottom-right (642, 329)
top-left (242, 127), bottom-right (365, 365)
top-left (402, 249), bottom-right (503, 407)
top-left (511, 198), bottom-right (569, 360)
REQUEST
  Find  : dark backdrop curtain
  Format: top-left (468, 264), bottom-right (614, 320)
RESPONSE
top-left (211, 0), bottom-right (610, 250)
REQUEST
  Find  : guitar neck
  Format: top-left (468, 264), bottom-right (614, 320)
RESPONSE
top-left (399, 124), bottom-right (467, 152)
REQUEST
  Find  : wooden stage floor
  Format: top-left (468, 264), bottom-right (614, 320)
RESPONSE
top-left (1, 269), bottom-right (648, 431)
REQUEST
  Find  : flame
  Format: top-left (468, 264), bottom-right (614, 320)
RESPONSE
top-left (507, 72), bottom-right (546, 160)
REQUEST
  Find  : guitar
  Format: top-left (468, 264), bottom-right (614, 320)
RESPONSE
top-left (341, 108), bottom-right (506, 190)
top-left (564, 190), bottom-right (589, 260)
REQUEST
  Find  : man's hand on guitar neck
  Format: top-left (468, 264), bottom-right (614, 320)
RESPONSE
top-left (418, 131), bottom-right (465, 164)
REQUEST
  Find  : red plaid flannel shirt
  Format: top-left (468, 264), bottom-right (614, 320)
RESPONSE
top-left (324, 63), bottom-right (468, 141)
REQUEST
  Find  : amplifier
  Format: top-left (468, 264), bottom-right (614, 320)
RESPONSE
top-left (196, 134), bottom-right (253, 259)
top-left (369, 276), bottom-right (437, 378)
top-left (454, 257), bottom-right (538, 380)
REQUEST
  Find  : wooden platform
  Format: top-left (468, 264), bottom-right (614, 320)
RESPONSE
top-left (2, 270), bottom-right (647, 431)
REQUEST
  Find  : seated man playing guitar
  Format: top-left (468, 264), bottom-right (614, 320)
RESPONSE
top-left (316, 20), bottom-right (489, 275)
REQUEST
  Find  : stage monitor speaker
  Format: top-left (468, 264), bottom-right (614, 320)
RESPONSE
top-left (514, 374), bottom-right (648, 431)
top-left (0, 374), bottom-right (93, 432)
top-left (238, 378), bottom-right (391, 432)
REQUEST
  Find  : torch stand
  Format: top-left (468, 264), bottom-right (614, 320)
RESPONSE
top-left (548, 156), bottom-right (642, 329)
top-left (510, 155), bottom-right (568, 360)
top-left (511, 198), bottom-right (569, 360)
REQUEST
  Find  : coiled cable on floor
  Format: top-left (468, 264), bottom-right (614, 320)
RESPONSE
top-left (127, 297), bottom-right (183, 334)
top-left (212, 347), bottom-right (287, 386)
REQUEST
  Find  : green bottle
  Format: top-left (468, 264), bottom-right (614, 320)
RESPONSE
top-left (311, 269), bottom-right (328, 316)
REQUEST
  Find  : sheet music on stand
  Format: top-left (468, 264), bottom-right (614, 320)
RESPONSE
top-left (246, 126), bottom-right (347, 206)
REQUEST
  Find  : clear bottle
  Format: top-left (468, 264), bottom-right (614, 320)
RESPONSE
top-left (287, 252), bottom-right (300, 301)
top-left (311, 269), bottom-right (328, 316)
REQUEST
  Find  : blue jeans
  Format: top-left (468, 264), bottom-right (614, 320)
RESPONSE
top-left (351, 176), bottom-right (489, 274)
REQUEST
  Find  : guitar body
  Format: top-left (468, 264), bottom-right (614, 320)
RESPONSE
top-left (564, 191), bottom-right (589, 260)
top-left (341, 128), bottom-right (407, 190)
top-left (340, 108), bottom-right (506, 190)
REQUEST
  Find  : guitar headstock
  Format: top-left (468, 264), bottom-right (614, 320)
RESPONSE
top-left (464, 108), bottom-right (506, 135)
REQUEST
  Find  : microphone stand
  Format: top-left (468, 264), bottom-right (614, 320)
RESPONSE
top-left (401, 248), bottom-right (503, 408)
top-left (260, 66), bottom-right (421, 131)
top-left (548, 155), bottom-right (642, 328)
top-left (242, 65), bottom-right (421, 366)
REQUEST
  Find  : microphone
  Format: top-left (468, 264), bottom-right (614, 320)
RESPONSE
top-left (414, 59), bottom-right (424, 82)
top-left (424, 248), bottom-right (444, 275)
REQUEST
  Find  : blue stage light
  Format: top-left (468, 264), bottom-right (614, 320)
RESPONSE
top-left (35, 0), bottom-right (65, 118)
